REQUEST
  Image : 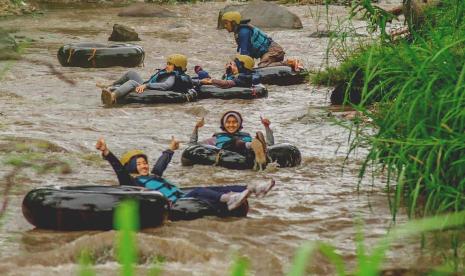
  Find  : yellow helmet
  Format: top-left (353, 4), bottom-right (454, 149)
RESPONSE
top-left (120, 150), bottom-right (146, 167)
top-left (235, 54), bottom-right (255, 71)
top-left (167, 54), bottom-right (187, 71)
top-left (222, 11), bottom-right (241, 24)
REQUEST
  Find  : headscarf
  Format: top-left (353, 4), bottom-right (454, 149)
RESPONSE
top-left (220, 111), bottom-right (243, 132)
top-left (124, 154), bottom-right (148, 174)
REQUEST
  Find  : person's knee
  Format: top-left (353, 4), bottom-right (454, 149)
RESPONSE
top-left (127, 70), bottom-right (138, 78)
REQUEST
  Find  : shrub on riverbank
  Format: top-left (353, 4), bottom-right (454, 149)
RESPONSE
top-left (315, 0), bottom-right (465, 218)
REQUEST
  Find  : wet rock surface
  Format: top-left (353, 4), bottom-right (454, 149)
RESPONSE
top-left (218, 0), bottom-right (302, 29)
top-left (108, 23), bottom-right (140, 41)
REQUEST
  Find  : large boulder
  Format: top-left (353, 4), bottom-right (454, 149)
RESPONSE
top-left (218, 0), bottom-right (302, 30)
top-left (108, 24), bottom-right (140, 41)
top-left (118, 3), bottom-right (178, 18)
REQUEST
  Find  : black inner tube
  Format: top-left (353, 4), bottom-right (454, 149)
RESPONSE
top-left (117, 89), bottom-right (198, 105)
top-left (197, 84), bottom-right (268, 100)
top-left (22, 185), bottom-right (249, 230)
top-left (254, 66), bottom-right (308, 86)
top-left (57, 43), bottom-right (145, 68)
top-left (181, 143), bottom-right (301, 170)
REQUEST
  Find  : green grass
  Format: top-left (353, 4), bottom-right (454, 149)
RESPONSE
top-left (314, 0), bottom-right (465, 219)
top-left (78, 201), bottom-right (465, 275)
top-left (286, 211), bottom-right (465, 275)
top-left (114, 200), bottom-right (139, 276)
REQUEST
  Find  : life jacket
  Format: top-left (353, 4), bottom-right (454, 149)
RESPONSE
top-left (235, 21), bottom-right (272, 59)
top-left (214, 132), bottom-right (252, 149)
top-left (146, 69), bottom-right (193, 93)
top-left (136, 175), bottom-right (185, 202)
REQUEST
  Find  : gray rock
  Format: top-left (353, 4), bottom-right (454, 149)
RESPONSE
top-left (108, 24), bottom-right (140, 41)
top-left (118, 3), bottom-right (178, 18)
top-left (218, 0), bottom-right (302, 30)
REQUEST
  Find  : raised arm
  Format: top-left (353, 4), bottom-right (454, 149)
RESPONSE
top-left (261, 116), bottom-right (275, 146)
top-left (96, 138), bottom-right (135, 186)
top-left (189, 117), bottom-right (204, 144)
top-left (151, 136), bottom-right (179, 177)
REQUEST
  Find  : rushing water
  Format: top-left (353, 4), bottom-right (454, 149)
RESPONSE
top-left (0, 1), bottom-right (428, 275)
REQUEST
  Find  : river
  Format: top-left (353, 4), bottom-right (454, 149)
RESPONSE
top-left (0, 1), bottom-right (428, 275)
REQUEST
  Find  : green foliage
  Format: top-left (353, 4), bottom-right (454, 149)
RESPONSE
top-left (230, 255), bottom-right (250, 276)
top-left (350, 0), bottom-right (396, 41)
top-left (9, 0), bottom-right (25, 6)
top-left (78, 250), bottom-right (96, 276)
top-left (114, 200), bottom-right (140, 276)
top-left (76, 200), bottom-right (465, 275)
top-left (148, 255), bottom-right (165, 276)
top-left (287, 211), bottom-right (465, 275)
top-left (316, 0), bottom-right (465, 218)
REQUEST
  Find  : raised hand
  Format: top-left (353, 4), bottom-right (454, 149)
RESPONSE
top-left (260, 115), bottom-right (271, 128)
top-left (96, 137), bottom-right (109, 156)
top-left (169, 136), bottom-right (180, 151)
top-left (195, 117), bottom-right (205, 129)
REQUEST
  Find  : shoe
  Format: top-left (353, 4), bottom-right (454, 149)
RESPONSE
top-left (226, 189), bottom-right (251, 211)
top-left (255, 131), bottom-right (267, 152)
top-left (251, 131), bottom-right (267, 170)
top-left (101, 88), bottom-right (116, 107)
top-left (250, 179), bottom-right (275, 197)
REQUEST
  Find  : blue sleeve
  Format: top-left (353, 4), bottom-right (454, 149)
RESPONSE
top-left (151, 150), bottom-right (174, 177)
top-left (238, 27), bottom-right (251, 55)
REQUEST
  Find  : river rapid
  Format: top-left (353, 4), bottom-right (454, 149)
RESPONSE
top-left (0, 1), bottom-right (429, 275)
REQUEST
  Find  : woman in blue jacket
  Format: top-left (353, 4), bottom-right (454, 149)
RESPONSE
top-left (98, 54), bottom-right (192, 107)
top-left (221, 11), bottom-right (303, 70)
top-left (189, 111), bottom-right (273, 170)
top-left (95, 137), bottom-right (274, 211)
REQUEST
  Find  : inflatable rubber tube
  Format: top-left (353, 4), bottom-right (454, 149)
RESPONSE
top-left (117, 89), bottom-right (198, 105)
top-left (181, 143), bottom-right (301, 170)
top-left (254, 66), bottom-right (308, 86)
top-left (22, 185), bottom-right (168, 230)
top-left (57, 43), bottom-right (145, 68)
top-left (197, 84), bottom-right (268, 100)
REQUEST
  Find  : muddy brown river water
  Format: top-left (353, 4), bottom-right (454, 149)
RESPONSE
top-left (0, 1), bottom-right (432, 275)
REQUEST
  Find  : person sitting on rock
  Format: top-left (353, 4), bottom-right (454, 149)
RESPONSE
top-left (221, 11), bottom-right (303, 71)
top-left (95, 137), bottom-right (275, 211)
top-left (193, 55), bottom-right (259, 89)
top-left (189, 111), bottom-right (274, 170)
top-left (98, 54), bottom-right (192, 107)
